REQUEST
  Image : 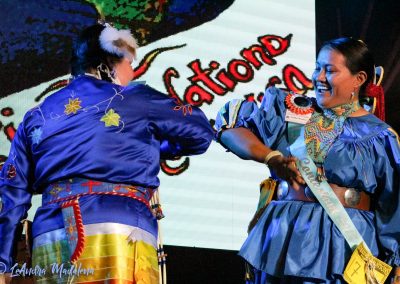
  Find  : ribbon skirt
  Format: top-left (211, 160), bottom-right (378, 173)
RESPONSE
top-left (31, 177), bottom-right (160, 284)
top-left (32, 221), bottom-right (159, 284)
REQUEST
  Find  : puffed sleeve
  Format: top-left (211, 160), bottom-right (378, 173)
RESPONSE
top-left (214, 87), bottom-right (289, 150)
top-left (214, 98), bottom-right (258, 141)
top-left (147, 86), bottom-right (214, 157)
top-left (374, 129), bottom-right (400, 266)
top-left (0, 120), bottom-right (33, 272)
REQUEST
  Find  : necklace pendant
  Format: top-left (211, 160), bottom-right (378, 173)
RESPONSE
top-left (316, 167), bottom-right (327, 182)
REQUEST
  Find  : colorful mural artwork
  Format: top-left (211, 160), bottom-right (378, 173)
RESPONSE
top-left (0, 0), bottom-right (235, 170)
top-left (0, 0), bottom-right (316, 249)
top-left (0, 0), bottom-right (313, 175)
top-left (0, 0), bottom-right (234, 96)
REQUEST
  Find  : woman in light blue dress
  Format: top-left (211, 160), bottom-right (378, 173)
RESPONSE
top-left (215, 38), bottom-right (400, 283)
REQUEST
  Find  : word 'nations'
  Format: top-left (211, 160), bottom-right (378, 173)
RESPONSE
top-left (159, 34), bottom-right (312, 175)
top-left (0, 34), bottom-right (313, 176)
top-left (163, 34), bottom-right (312, 106)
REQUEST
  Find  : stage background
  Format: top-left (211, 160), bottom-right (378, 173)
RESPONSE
top-left (0, 0), bottom-right (315, 251)
top-left (1, 0), bottom-right (399, 283)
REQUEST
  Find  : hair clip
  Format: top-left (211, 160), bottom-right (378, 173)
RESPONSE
top-left (365, 66), bottom-right (385, 120)
top-left (373, 65), bottom-right (384, 86)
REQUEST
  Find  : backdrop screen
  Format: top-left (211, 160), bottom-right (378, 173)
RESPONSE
top-left (0, 0), bottom-right (315, 250)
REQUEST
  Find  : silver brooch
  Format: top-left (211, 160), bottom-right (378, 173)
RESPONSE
top-left (344, 188), bottom-right (361, 207)
top-left (277, 181), bottom-right (289, 200)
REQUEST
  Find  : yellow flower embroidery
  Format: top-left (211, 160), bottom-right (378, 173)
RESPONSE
top-left (100, 109), bottom-right (120, 127)
top-left (64, 98), bottom-right (82, 115)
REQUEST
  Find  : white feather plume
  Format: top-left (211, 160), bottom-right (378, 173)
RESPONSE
top-left (99, 25), bottom-right (138, 61)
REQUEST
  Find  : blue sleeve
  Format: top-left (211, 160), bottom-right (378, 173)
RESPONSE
top-left (0, 121), bottom-right (33, 272)
top-left (147, 87), bottom-right (214, 157)
top-left (214, 87), bottom-right (288, 149)
top-left (214, 98), bottom-right (258, 141)
top-left (374, 129), bottom-right (400, 266)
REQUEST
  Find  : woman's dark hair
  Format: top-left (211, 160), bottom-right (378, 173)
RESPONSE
top-left (321, 37), bottom-right (375, 97)
top-left (70, 24), bottom-right (123, 80)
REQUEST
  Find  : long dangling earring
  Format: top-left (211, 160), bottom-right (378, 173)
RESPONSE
top-left (110, 69), bottom-right (116, 79)
top-left (96, 63), bottom-right (122, 85)
top-left (95, 68), bottom-right (101, 80)
top-left (96, 63), bottom-right (111, 80)
top-left (97, 63), bottom-right (116, 83)
top-left (350, 92), bottom-right (355, 101)
top-left (111, 70), bottom-right (121, 85)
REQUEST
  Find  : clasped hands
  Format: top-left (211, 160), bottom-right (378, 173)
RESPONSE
top-left (267, 155), bottom-right (305, 190)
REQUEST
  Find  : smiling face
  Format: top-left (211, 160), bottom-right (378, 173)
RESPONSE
top-left (312, 47), bottom-right (365, 109)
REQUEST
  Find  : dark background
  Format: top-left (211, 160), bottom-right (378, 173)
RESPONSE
top-left (165, 1), bottom-right (400, 283)
top-left (316, 0), bottom-right (400, 132)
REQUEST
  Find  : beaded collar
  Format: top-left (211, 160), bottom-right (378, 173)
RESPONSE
top-left (304, 100), bottom-right (361, 181)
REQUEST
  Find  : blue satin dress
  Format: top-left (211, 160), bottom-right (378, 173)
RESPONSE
top-left (215, 87), bottom-right (400, 283)
top-left (0, 75), bottom-right (214, 283)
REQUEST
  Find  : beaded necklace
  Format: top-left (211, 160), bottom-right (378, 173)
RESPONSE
top-left (304, 100), bottom-right (360, 181)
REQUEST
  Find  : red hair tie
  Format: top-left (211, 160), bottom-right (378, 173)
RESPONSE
top-left (366, 82), bottom-right (385, 121)
top-left (365, 65), bottom-right (385, 121)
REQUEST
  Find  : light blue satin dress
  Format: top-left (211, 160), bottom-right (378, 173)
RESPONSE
top-left (215, 87), bottom-right (400, 283)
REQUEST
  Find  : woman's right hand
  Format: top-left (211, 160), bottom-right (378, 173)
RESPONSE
top-left (267, 155), bottom-right (305, 190)
top-left (0, 273), bottom-right (12, 284)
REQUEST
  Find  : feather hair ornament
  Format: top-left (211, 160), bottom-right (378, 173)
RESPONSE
top-left (99, 24), bottom-right (138, 61)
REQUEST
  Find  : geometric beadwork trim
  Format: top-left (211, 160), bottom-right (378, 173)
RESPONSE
top-left (61, 199), bottom-right (85, 263)
top-left (285, 92), bottom-right (314, 115)
top-left (50, 191), bottom-right (151, 211)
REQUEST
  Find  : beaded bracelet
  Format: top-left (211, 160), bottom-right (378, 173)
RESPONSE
top-left (263, 150), bottom-right (283, 166)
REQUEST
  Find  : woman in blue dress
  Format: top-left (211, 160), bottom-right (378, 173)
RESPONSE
top-left (215, 38), bottom-right (400, 283)
top-left (0, 23), bottom-right (213, 283)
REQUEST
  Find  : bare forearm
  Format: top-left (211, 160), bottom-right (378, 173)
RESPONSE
top-left (220, 127), bottom-right (272, 163)
top-left (220, 127), bottom-right (305, 187)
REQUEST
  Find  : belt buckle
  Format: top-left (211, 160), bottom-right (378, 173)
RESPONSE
top-left (344, 188), bottom-right (361, 207)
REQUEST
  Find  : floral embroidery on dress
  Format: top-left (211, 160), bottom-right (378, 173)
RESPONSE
top-left (61, 199), bottom-right (85, 262)
top-left (32, 87), bottom-right (126, 133)
top-left (6, 164), bottom-right (16, 180)
top-left (29, 127), bottom-right (43, 145)
top-left (0, 151), bottom-right (16, 182)
top-left (173, 99), bottom-right (193, 116)
top-left (100, 109), bottom-right (121, 127)
top-left (65, 215), bottom-right (77, 242)
top-left (49, 183), bottom-right (63, 199)
top-left (64, 98), bottom-right (82, 115)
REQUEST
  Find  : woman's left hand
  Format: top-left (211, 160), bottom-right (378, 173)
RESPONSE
top-left (286, 160), bottom-right (306, 190)
top-left (267, 155), bottom-right (305, 189)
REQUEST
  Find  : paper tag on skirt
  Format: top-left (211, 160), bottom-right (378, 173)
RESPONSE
top-left (343, 242), bottom-right (392, 284)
